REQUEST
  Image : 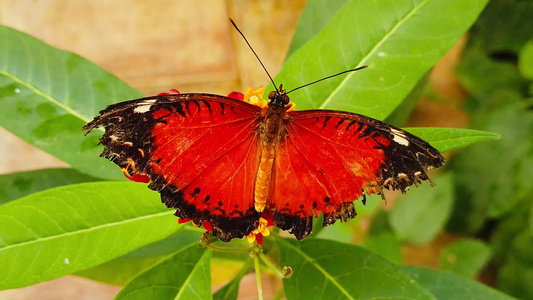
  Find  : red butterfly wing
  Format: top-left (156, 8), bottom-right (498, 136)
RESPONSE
top-left (83, 94), bottom-right (262, 241)
top-left (270, 110), bottom-right (444, 240)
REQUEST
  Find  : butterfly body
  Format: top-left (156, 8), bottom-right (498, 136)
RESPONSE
top-left (83, 88), bottom-right (444, 242)
top-left (254, 87), bottom-right (292, 212)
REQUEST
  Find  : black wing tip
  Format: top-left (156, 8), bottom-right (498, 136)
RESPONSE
top-left (81, 117), bottom-right (101, 133)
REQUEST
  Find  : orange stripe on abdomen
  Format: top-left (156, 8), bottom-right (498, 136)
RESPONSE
top-left (254, 142), bottom-right (275, 212)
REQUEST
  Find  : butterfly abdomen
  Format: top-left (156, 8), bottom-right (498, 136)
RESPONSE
top-left (254, 143), bottom-right (275, 212)
top-left (254, 105), bottom-right (287, 212)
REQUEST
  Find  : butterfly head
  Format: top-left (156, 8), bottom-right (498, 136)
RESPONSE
top-left (268, 84), bottom-right (291, 109)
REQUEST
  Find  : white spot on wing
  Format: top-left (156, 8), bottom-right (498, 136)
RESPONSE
top-left (64, 258), bottom-right (70, 264)
top-left (134, 105), bottom-right (151, 113)
top-left (378, 51), bottom-right (386, 57)
top-left (14, 88), bottom-right (21, 93)
top-left (133, 99), bottom-right (157, 113)
top-left (391, 128), bottom-right (409, 146)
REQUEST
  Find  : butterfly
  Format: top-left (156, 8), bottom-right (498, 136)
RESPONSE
top-left (83, 19), bottom-right (444, 242)
top-left (83, 83), bottom-right (444, 242)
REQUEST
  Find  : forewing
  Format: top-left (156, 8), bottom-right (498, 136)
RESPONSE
top-left (83, 94), bottom-right (262, 241)
top-left (270, 110), bottom-right (445, 240)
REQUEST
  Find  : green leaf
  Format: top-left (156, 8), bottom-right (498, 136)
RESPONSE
top-left (0, 181), bottom-right (180, 290)
top-left (384, 71), bottom-right (430, 127)
top-left (122, 225), bottom-right (204, 258)
top-left (439, 239), bottom-right (491, 278)
top-left (76, 226), bottom-right (204, 285)
top-left (361, 231), bottom-right (403, 264)
top-left (276, 237), bottom-right (435, 299)
top-left (389, 173), bottom-right (454, 244)
top-left (0, 168), bottom-right (100, 205)
top-left (519, 40), bottom-right (533, 80)
top-left (286, 0), bottom-right (349, 58)
top-left (115, 244), bottom-right (212, 300)
top-left (404, 127), bottom-right (500, 153)
top-left (403, 266), bottom-right (516, 300)
top-left (76, 255), bottom-right (168, 286)
top-left (269, 0), bottom-right (488, 119)
top-left (0, 25), bottom-right (143, 180)
top-left (213, 259), bottom-right (253, 300)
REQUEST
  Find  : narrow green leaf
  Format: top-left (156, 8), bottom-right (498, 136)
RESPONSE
top-left (439, 239), bottom-right (491, 278)
top-left (0, 168), bottom-right (100, 205)
top-left (389, 173), bottom-right (454, 244)
top-left (405, 127), bottom-right (500, 153)
top-left (404, 266), bottom-right (516, 300)
top-left (270, 0), bottom-right (488, 119)
top-left (0, 182), bottom-right (180, 290)
top-left (276, 237), bottom-right (435, 299)
top-left (116, 244), bottom-right (212, 300)
top-left (213, 259), bottom-right (253, 300)
top-left (0, 25), bottom-right (143, 180)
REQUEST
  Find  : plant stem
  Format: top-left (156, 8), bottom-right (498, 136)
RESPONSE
top-left (259, 252), bottom-right (284, 278)
top-left (206, 244), bottom-right (251, 253)
top-left (253, 248), bottom-right (264, 300)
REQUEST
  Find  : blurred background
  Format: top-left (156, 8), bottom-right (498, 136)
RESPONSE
top-left (1, 0), bottom-right (531, 299)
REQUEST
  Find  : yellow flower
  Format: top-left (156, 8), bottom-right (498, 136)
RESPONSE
top-left (243, 87), bottom-right (268, 108)
top-left (247, 217), bottom-right (270, 244)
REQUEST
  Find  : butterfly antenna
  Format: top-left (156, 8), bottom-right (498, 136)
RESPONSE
top-left (229, 18), bottom-right (279, 92)
top-left (286, 65), bottom-right (368, 94)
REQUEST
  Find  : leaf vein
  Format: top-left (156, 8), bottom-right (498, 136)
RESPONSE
top-left (320, 0), bottom-right (429, 108)
top-left (0, 210), bottom-right (174, 252)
